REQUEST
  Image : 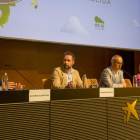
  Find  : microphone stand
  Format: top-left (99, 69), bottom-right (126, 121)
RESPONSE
top-left (121, 69), bottom-right (132, 78)
top-left (5, 64), bottom-right (36, 90)
top-left (121, 69), bottom-right (133, 86)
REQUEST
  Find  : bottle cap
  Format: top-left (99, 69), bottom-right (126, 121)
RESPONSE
top-left (4, 72), bottom-right (7, 76)
top-left (83, 74), bottom-right (86, 77)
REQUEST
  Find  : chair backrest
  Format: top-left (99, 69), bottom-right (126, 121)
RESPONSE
top-left (125, 79), bottom-right (132, 87)
top-left (87, 79), bottom-right (99, 88)
top-left (42, 79), bottom-right (52, 89)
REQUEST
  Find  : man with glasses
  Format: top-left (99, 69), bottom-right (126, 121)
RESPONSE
top-left (99, 55), bottom-right (127, 87)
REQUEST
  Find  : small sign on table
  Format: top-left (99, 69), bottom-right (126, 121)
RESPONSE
top-left (99, 88), bottom-right (114, 97)
top-left (29, 89), bottom-right (50, 102)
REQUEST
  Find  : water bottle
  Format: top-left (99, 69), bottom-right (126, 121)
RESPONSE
top-left (82, 74), bottom-right (87, 88)
top-left (2, 72), bottom-right (8, 91)
top-left (133, 75), bottom-right (138, 87)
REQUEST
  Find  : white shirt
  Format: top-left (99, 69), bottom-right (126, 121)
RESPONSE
top-left (110, 67), bottom-right (123, 87)
top-left (110, 67), bottom-right (118, 83)
top-left (65, 67), bottom-right (73, 85)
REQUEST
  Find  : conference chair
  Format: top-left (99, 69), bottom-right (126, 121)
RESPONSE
top-left (42, 79), bottom-right (52, 89)
top-left (124, 79), bottom-right (132, 87)
top-left (87, 79), bottom-right (98, 88)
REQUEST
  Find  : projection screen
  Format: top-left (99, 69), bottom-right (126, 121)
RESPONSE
top-left (0, 0), bottom-right (140, 50)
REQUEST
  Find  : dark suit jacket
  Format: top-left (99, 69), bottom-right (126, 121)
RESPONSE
top-left (0, 79), bottom-right (2, 86)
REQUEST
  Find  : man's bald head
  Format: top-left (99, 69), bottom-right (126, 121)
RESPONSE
top-left (111, 55), bottom-right (123, 63)
top-left (111, 55), bottom-right (123, 72)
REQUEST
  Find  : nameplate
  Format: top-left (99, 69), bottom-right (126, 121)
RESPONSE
top-left (29, 89), bottom-right (50, 102)
top-left (99, 88), bottom-right (114, 97)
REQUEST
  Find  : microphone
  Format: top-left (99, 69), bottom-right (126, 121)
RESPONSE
top-left (121, 69), bottom-right (133, 78)
top-left (77, 67), bottom-right (97, 88)
top-left (5, 64), bottom-right (36, 89)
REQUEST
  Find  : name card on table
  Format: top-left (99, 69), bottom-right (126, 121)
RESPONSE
top-left (29, 89), bottom-right (50, 102)
top-left (99, 88), bottom-right (114, 97)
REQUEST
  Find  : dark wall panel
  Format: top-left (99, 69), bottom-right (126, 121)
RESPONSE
top-left (0, 38), bottom-right (136, 89)
top-left (134, 51), bottom-right (140, 75)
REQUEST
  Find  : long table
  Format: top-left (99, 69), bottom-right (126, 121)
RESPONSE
top-left (0, 88), bottom-right (140, 140)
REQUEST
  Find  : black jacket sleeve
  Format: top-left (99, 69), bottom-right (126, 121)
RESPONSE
top-left (0, 79), bottom-right (2, 86)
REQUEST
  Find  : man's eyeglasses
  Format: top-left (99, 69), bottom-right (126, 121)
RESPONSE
top-left (114, 61), bottom-right (124, 66)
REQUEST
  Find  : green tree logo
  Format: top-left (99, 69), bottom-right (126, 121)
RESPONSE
top-left (94, 16), bottom-right (105, 30)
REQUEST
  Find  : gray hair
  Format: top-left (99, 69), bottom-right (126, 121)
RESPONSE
top-left (111, 55), bottom-right (123, 62)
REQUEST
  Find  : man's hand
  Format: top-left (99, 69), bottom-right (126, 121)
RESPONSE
top-left (69, 82), bottom-right (76, 89)
top-left (110, 79), bottom-right (113, 83)
top-left (8, 82), bottom-right (21, 90)
top-left (8, 82), bottom-right (16, 90)
top-left (15, 83), bottom-right (21, 90)
top-left (65, 81), bottom-right (76, 89)
top-left (122, 81), bottom-right (127, 88)
top-left (2, 82), bottom-right (21, 90)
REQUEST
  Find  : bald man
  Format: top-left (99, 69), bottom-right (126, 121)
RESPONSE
top-left (99, 55), bottom-right (127, 88)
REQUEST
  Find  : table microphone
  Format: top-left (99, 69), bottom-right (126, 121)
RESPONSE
top-left (5, 64), bottom-right (36, 89)
top-left (77, 67), bottom-right (97, 87)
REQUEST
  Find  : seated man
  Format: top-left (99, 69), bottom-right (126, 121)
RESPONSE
top-left (51, 51), bottom-right (83, 89)
top-left (99, 55), bottom-right (127, 88)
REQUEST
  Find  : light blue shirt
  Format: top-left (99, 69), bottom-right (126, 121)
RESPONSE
top-left (65, 68), bottom-right (73, 85)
